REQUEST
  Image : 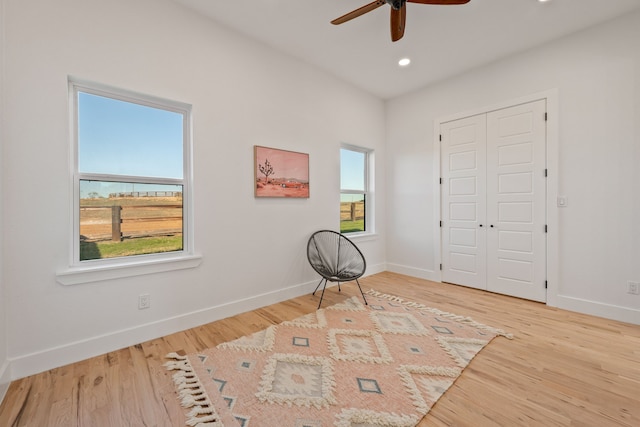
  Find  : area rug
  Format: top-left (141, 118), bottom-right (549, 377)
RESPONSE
top-left (165, 289), bottom-right (512, 427)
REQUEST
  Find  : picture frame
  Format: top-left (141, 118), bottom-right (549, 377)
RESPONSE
top-left (254, 145), bottom-right (309, 198)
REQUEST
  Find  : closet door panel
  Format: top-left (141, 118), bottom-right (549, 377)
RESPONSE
top-left (441, 114), bottom-right (487, 290)
top-left (486, 100), bottom-right (547, 302)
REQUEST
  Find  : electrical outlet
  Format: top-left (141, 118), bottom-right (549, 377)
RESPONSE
top-left (138, 294), bottom-right (151, 309)
top-left (628, 282), bottom-right (640, 295)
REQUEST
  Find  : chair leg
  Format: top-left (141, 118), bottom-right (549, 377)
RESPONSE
top-left (338, 282), bottom-right (341, 292)
top-left (312, 277), bottom-right (324, 295)
top-left (355, 278), bottom-right (368, 305)
top-left (317, 279), bottom-right (328, 309)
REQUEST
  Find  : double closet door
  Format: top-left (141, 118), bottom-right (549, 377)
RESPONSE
top-left (440, 100), bottom-right (547, 302)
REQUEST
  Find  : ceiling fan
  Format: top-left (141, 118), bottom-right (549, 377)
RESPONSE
top-left (331, 0), bottom-right (471, 42)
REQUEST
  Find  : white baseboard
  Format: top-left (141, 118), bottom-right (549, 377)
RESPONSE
top-left (386, 263), bottom-right (438, 281)
top-left (8, 269), bottom-right (390, 381)
top-left (9, 279), bottom-right (320, 380)
top-left (555, 295), bottom-right (640, 326)
top-left (384, 266), bottom-right (639, 326)
top-left (364, 262), bottom-right (386, 277)
top-left (0, 360), bottom-right (11, 405)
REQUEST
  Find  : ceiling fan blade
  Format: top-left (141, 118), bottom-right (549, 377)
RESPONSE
top-left (331, 0), bottom-right (386, 25)
top-left (390, 4), bottom-right (406, 42)
top-left (407, 0), bottom-right (471, 4)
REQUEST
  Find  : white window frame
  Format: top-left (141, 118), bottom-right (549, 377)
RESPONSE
top-left (340, 144), bottom-right (373, 236)
top-left (57, 78), bottom-right (199, 285)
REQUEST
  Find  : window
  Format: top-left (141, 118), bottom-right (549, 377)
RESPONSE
top-left (70, 80), bottom-right (192, 265)
top-left (340, 145), bottom-right (371, 234)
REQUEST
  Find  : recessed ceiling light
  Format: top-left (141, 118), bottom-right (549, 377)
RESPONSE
top-left (398, 58), bottom-right (411, 67)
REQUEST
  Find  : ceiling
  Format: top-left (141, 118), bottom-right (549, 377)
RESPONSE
top-left (171, 0), bottom-right (640, 100)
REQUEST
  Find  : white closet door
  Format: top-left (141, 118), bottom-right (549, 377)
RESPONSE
top-left (486, 100), bottom-right (547, 302)
top-left (441, 114), bottom-right (487, 290)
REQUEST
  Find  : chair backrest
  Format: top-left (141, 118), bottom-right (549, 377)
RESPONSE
top-left (307, 230), bottom-right (366, 281)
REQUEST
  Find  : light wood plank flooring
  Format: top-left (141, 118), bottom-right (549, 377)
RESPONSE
top-left (1, 272), bottom-right (638, 426)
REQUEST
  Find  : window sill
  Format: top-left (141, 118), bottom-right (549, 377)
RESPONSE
top-left (56, 254), bottom-right (202, 286)
top-left (343, 232), bottom-right (379, 243)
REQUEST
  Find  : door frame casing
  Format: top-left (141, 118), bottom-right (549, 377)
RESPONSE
top-left (433, 89), bottom-right (559, 307)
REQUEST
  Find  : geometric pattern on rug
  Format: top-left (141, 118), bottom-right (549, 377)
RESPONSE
top-left (282, 310), bottom-right (328, 329)
top-left (255, 353), bottom-right (337, 408)
top-left (165, 289), bottom-right (512, 427)
top-left (217, 326), bottom-right (277, 353)
top-left (369, 311), bottom-right (430, 336)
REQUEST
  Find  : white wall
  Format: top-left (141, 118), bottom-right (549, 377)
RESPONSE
top-left (386, 11), bottom-right (640, 324)
top-left (2, 0), bottom-right (386, 379)
top-left (0, 0), bottom-right (10, 401)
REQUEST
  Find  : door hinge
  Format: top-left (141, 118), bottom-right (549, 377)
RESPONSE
top-left (545, 280), bottom-right (548, 289)
top-left (544, 168), bottom-right (548, 177)
top-left (544, 112), bottom-right (548, 121)
top-left (545, 225), bottom-right (548, 233)
top-left (439, 221), bottom-right (442, 227)
top-left (440, 263), bottom-right (443, 271)
top-left (439, 177), bottom-right (442, 184)
top-left (439, 134), bottom-right (442, 142)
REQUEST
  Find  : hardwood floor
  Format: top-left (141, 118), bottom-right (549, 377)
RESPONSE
top-left (1, 272), bottom-right (638, 426)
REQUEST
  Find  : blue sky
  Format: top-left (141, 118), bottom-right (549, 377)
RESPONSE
top-left (78, 92), bottom-right (183, 178)
top-left (78, 92), bottom-right (184, 198)
top-left (340, 148), bottom-right (365, 191)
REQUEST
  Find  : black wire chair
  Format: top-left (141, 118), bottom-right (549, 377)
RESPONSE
top-left (307, 230), bottom-right (368, 309)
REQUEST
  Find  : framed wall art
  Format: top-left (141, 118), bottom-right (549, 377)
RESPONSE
top-left (254, 145), bottom-right (309, 198)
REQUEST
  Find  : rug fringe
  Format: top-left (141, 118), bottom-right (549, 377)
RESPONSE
top-left (365, 289), bottom-right (514, 339)
top-left (185, 414), bottom-right (223, 427)
top-left (335, 407), bottom-right (419, 427)
top-left (165, 353), bottom-right (224, 427)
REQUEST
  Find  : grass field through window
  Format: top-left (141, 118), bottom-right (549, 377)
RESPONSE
top-left (81, 235), bottom-right (183, 260)
top-left (340, 219), bottom-right (365, 234)
top-left (340, 200), bottom-right (365, 233)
